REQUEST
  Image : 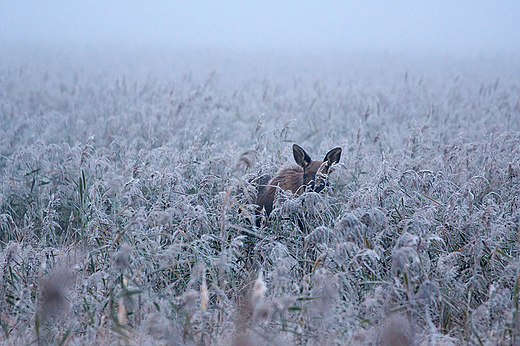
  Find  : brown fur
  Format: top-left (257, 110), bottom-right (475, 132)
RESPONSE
top-left (255, 144), bottom-right (341, 222)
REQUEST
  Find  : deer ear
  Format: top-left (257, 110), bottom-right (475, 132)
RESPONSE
top-left (324, 147), bottom-right (342, 166)
top-left (293, 144), bottom-right (312, 168)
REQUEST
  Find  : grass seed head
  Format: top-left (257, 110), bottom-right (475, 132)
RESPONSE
top-left (380, 314), bottom-right (414, 346)
top-left (114, 243), bottom-right (132, 270)
top-left (39, 268), bottom-right (72, 318)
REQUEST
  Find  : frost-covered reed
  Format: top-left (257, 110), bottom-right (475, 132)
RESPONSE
top-left (0, 46), bottom-right (519, 344)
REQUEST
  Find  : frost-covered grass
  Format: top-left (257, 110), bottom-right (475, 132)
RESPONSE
top-left (1, 45), bottom-right (520, 345)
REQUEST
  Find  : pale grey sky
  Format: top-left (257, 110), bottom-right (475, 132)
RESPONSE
top-left (1, 1), bottom-right (519, 55)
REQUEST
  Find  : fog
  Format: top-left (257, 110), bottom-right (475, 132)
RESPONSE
top-left (1, 1), bottom-right (519, 56)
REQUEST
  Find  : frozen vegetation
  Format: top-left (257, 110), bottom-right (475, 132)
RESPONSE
top-left (1, 45), bottom-right (520, 345)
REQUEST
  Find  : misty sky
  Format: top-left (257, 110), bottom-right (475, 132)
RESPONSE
top-left (1, 1), bottom-right (519, 55)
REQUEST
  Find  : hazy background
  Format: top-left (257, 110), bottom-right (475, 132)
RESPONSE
top-left (1, 0), bottom-right (519, 55)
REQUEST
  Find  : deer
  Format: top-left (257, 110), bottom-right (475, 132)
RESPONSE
top-left (255, 144), bottom-right (342, 226)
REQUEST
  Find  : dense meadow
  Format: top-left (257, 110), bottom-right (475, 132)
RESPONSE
top-left (1, 45), bottom-right (520, 345)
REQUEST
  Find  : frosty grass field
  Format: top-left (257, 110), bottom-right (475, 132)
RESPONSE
top-left (1, 46), bottom-right (520, 345)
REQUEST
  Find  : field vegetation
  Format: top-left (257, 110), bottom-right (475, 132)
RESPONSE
top-left (1, 46), bottom-right (520, 345)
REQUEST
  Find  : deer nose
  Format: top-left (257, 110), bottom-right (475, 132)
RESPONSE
top-left (314, 182), bottom-right (325, 193)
